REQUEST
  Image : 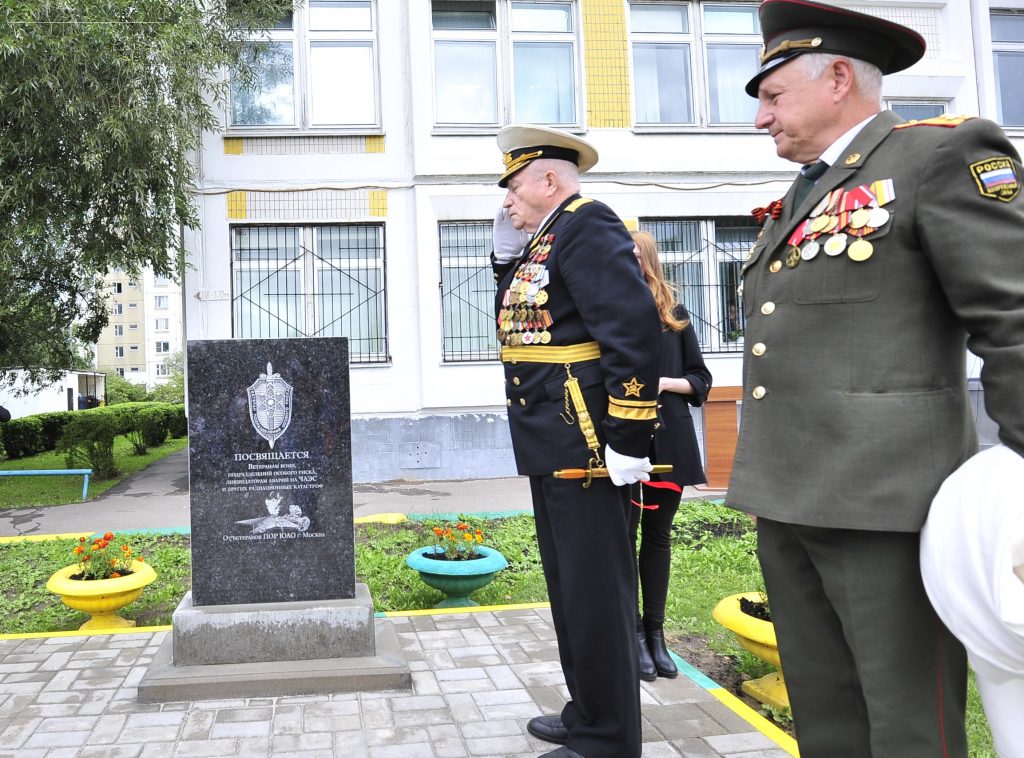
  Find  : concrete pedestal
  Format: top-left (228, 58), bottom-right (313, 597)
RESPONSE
top-left (137, 584), bottom-right (410, 703)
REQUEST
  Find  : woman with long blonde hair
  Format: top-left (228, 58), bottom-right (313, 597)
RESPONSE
top-left (629, 230), bottom-right (713, 681)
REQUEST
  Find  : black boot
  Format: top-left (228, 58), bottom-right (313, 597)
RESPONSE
top-left (646, 627), bottom-right (678, 679)
top-left (637, 630), bottom-right (657, 682)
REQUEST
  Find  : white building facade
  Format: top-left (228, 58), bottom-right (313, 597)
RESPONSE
top-left (184, 0), bottom-right (1021, 482)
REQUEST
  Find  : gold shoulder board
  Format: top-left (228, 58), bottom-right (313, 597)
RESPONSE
top-left (894, 114), bottom-right (974, 130)
top-left (565, 197), bottom-right (595, 212)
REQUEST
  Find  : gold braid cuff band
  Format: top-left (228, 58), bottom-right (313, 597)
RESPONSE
top-left (607, 396), bottom-right (658, 421)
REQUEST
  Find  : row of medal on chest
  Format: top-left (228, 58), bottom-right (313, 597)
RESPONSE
top-left (781, 182), bottom-right (895, 268)
top-left (497, 304), bottom-right (554, 346)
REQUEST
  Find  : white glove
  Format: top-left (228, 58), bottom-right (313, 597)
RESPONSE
top-left (492, 207), bottom-right (530, 263)
top-left (604, 444), bottom-right (653, 487)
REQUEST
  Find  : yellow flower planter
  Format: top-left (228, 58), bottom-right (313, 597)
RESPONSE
top-left (712, 592), bottom-right (789, 709)
top-left (46, 560), bottom-right (157, 631)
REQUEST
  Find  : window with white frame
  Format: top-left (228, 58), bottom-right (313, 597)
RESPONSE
top-left (114, 346), bottom-right (125, 358)
top-left (885, 99), bottom-right (948, 121)
top-left (439, 221), bottom-right (499, 361)
top-left (156, 363), bottom-right (169, 377)
top-left (992, 11), bottom-right (1024, 126)
top-left (232, 224), bottom-right (388, 362)
top-left (113, 325), bottom-right (124, 336)
top-left (640, 216), bottom-right (758, 352)
top-left (116, 368), bottom-right (125, 377)
top-left (129, 303), bottom-right (138, 309)
top-left (154, 296), bottom-right (169, 309)
top-left (629, 2), bottom-right (760, 127)
top-left (129, 324), bottom-right (139, 330)
top-left (112, 303), bottom-right (123, 316)
top-left (112, 282), bottom-right (123, 294)
top-left (130, 345), bottom-right (140, 351)
top-left (153, 275), bottom-right (171, 286)
top-left (431, 0), bottom-right (579, 127)
top-left (155, 318), bottom-right (170, 331)
top-left (229, 1), bottom-right (380, 130)
top-left (155, 341), bottom-right (170, 354)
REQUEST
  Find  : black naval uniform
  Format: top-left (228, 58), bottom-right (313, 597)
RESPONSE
top-left (493, 194), bottom-right (661, 758)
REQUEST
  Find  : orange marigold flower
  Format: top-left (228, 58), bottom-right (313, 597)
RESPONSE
top-left (463, 533), bottom-right (473, 542)
top-left (476, 534), bottom-right (483, 543)
top-left (456, 523), bottom-right (468, 531)
top-left (74, 546), bottom-right (84, 554)
top-left (432, 527), bottom-right (443, 536)
top-left (137, 556), bottom-right (144, 562)
top-left (103, 532), bottom-right (114, 541)
top-left (79, 536), bottom-right (86, 543)
top-left (92, 544), bottom-right (101, 551)
top-left (110, 559), bottom-right (118, 566)
top-left (110, 572), bottom-right (122, 579)
top-left (83, 555), bottom-right (91, 562)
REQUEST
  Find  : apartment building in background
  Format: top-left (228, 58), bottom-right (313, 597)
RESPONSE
top-left (96, 269), bottom-right (184, 388)
top-left (184, 0), bottom-right (1018, 482)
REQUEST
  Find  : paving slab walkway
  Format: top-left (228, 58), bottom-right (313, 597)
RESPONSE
top-left (0, 607), bottom-right (792, 758)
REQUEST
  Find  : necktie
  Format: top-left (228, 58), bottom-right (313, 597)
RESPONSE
top-left (792, 160), bottom-right (829, 210)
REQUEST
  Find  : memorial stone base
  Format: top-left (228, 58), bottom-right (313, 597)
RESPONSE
top-left (137, 584), bottom-right (410, 703)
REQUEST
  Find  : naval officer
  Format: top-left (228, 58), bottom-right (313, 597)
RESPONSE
top-left (726, 0), bottom-right (1024, 755)
top-left (492, 124), bottom-right (662, 758)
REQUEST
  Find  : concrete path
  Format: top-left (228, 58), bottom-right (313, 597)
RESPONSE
top-left (0, 450), bottom-right (788, 758)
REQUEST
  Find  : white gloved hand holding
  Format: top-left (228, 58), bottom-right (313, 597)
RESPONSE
top-left (492, 207), bottom-right (530, 263)
top-left (604, 444), bottom-right (653, 487)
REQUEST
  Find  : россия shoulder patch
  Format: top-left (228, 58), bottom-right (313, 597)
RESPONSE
top-left (969, 156), bottom-right (1021, 202)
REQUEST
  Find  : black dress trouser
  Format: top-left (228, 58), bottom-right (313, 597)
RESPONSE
top-left (530, 475), bottom-right (642, 758)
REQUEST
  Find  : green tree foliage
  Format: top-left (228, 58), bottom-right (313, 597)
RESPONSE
top-left (0, 0), bottom-right (294, 389)
top-left (148, 350), bottom-right (185, 404)
top-left (102, 371), bottom-right (147, 405)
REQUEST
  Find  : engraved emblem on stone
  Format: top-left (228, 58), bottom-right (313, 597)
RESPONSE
top-left (247, 362), bottom-right (293, 449)
top-left (236, 491), bottom-right (311, 533)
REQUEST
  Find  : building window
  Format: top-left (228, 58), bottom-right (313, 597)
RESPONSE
top-left (155, 341), bottom-right (170, 354)
top-left (113, 325), bottom-right (124, 337)
top-left (885, 99), bottom-right (947, 121)
top-left (992, 11), bottom-right (1024, 126)
top-left (112, 282), bottom-right (123, 294)
top-left (116, 368), bottom-right (125, 377)
top-left (153, 275), bottom-right (171, 286)
top-left (156, 363), bottom-right (169, 377)
top-left (629, 2), bottom-right (760, 127)
top-left (130, 367), bottom-right (141, 373)
top-left (155, 318), bottom-right (170, 331)
top-left (232, 224), bottom-right (388, 363)
top-left (230, 1), bottom-right (380, 131)
top-left (114, 346), bottom-right (125, 358)
top-left (640, 216), bottom-right (758, 352)
top-left (129, 324), bottom-right (139, 330)
top-left (154, 296), bottom-right (169, 309)
top-left (112, 303), bottom-right (123, 316)
top-left (129, 303), bottom-right (138, 309)
top-left (130, 345), bottom-right (140, 351)
top-left (439, 221), bottom-right (499, 362)
top-left (431, 0), bottom-right (578, 127)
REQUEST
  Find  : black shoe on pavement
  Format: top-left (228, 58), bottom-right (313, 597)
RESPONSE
top-left (541, 747), bottom-right (584, 757)
top-left (527, 714), bottom-right (569, 745)
top-left (646, 628), bottom-right (679, 678)
top-left (637, 630), bottom-right (658, 682)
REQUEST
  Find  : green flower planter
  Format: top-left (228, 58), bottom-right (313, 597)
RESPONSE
top-left (405, 546), bottom-right (509, 608)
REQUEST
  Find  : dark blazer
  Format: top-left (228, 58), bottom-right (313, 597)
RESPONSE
top-left (649, 305), bottom-right (711, 487)
top-left (494, 195), bottom-right (662, 476)
top-left (727, 112), bottom-right (1024, 531)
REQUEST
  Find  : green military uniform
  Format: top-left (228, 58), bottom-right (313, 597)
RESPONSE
top-left (727, 1), bottom-right (1024, 755)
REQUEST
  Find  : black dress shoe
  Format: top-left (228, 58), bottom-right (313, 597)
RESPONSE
top-left (527, 714), bottom-right (569, 745)
top-left (541, 747), bottom-right (585, 757)
top-left (637, 630), bottom-right (658, 682)
top-left (646, 628), bottom-right (678, 678)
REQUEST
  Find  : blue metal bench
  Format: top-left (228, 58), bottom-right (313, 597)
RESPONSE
top-left (0, 469), bottom-right (94, 500)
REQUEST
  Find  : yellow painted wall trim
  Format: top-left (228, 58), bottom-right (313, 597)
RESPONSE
top-left (365, 135), bottom-right (385, 153)
top-left (223, 137), bottom-right (244, 155)
top-left (227, 191), bottom-right (248, 220)
top-left (369, 189), bottom-right (388, 217)
top-left (581, 0), bottom-right (632, 128)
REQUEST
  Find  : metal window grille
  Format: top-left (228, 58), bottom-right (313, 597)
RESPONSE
top-left (439, 221), bottom-right (499, 362)
top-left (641, 216), bottom-right (758, 354)
top-left (231, 224), bottom-right (389, 363)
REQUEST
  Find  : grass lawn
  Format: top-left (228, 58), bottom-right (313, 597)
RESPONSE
top-left (0, 436), bottom-right (188, 508)
top-left (0, 503), bottom-right (996, 755)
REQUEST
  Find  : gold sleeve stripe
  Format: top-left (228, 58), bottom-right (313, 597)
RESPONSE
top-left (607, 404), bottom-right (657, 421)
top-left (608, 397), bottom-right (657, 408)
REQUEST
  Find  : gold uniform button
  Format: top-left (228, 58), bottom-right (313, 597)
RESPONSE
top-left (506, 399), bottom-right (512, 407)
top-left (519, 398), bottom-right (527, 406)
top-left (769, 260), bottom-right (782, 273)
top-left (761, 302), bottom-right (776, 315)
top-left (752, 386), bottom-right (767, 400)
top-left (752, 343), bottom-right (767, 356)
top-left (512, 376), bottom-right (521, 385)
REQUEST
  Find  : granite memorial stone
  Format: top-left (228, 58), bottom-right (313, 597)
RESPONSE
top-left (187, 337), bottom-right (354, 605)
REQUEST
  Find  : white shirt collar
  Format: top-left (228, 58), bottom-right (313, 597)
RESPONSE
top-left (816, 113), bottom-right (877, 170)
